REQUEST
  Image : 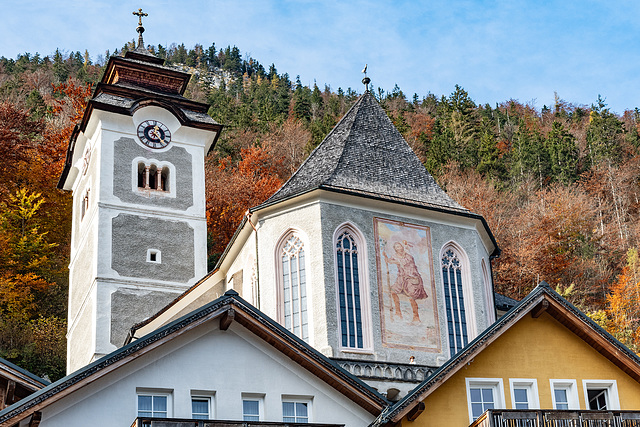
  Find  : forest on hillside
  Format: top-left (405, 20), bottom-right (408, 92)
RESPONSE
top-left (2, 41), bottom-right (640, 380)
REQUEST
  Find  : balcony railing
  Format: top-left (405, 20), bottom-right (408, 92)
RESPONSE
top-left (130, 418), bottom-right (344, 427)
top-left (469, 409), bottom-right (640, 427)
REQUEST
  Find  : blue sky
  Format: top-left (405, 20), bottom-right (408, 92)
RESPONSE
top-left (3, 0), bottom-right (640, 114)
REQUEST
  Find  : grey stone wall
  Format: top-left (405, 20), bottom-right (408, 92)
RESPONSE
top-left (318, 201), bottom-right (490, 364)
top-left (110, 288), bottom-right (179, 346)
top-left (112, 137), bottom-right (193, 210)
top-left (111, 214), bottom-right (195, 283)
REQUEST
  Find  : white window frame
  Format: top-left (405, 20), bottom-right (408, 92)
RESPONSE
top-left (509, 378), bottom-right (540, 410)
top-left (441, 242), bottom-right (477, 356)
top-left (282, 395), bottom-right (313, 423)
top-left (550, 379), bottom-right (579, 410)
top-left (131, 157), bottom-right (176, 198)
top-left (136, 389), bottom-right (172, 418)
top-left (582, 380), bottom-right (620, 410)
top-left (466, 378), bottom-right (505, 423)
top-left (191, 390), bottom-right (215, 420)
top-left (275, 229), bottom-right (312, 343)
top-left (333, 223), bottom-right (373, 353)
top-left (241, 393), bottom-right (265, 422)
top-left (147, 249), bottom-right (162, 264)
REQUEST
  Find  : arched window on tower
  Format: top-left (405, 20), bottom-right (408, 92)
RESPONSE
top-left (279, 232), bottom-right (308, 342)
top-left (441, 243), bottom-right (475, 355)
top-left (335, 224), bottom-right (372, 351)
top-left (137, 162), bottom-right (169, 191)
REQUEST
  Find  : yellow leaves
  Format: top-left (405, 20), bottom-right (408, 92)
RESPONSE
top-left (0, 273), bottom-right (53, 321)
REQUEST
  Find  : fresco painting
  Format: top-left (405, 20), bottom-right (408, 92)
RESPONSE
top-left (374, 217), bottom-right (440, 351)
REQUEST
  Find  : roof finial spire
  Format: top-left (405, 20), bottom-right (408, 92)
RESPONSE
top-left (362, 64), bottom-right (370, 92)
top-left (133, 8), bottom-right (148, 49)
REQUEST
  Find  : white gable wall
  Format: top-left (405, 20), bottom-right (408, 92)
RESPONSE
top-left (37, 319), bottom-right (374, 427)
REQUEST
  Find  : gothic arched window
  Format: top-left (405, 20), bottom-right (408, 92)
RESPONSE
top-left (279, 233), bottom-right (308, 342)
top-left (334, 224), bottom-right (371, 351)
top-left (441, 244), bottom-right (474, 355)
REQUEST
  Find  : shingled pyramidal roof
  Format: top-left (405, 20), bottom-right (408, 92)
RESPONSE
top-left (264, 91), bottom-right (465, 211)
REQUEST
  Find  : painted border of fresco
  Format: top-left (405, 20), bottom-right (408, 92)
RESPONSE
top-left (374, 217), bottom-right (441, 352)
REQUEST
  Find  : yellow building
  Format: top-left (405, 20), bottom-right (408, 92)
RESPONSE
top-left (374, 282), bottom-right (640, 427)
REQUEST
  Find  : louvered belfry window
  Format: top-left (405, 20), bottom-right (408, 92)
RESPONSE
top-left (281, 234), bottom-right (308, 341)
top-left (336, 231), bottom-right (363, 348)
top-left (442, 248), bottom-right (468, 354)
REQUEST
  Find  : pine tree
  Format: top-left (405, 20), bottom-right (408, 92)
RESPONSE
top-left (546, 121), bottom-right (578, 184)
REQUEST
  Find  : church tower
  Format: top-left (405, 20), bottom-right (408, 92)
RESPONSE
top-left (58, 12), bottom-right (222, 373)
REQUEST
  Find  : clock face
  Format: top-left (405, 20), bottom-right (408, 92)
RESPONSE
top-left (137, 120), bottom-right (171, 149)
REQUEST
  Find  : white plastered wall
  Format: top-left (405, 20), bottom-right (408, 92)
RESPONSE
top-left (39, 320), bottom-right (375, 427)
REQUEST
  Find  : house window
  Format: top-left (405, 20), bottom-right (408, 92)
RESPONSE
top-left (279, 232), bottom-right (308, 341)
top-left (137, 162), bottom-right (169, 191)
top-left (550, 379), bottom-right (579, 410)
top-left (192, 397), bottom-right (211, 420)
top-left (147, 249), bottom-right (161, 264)
top-left (583, 380), bottom-right (619, 410)
top-left (509, 379), bottom-right (539, 410)
top-left (442, 244), bottom-right (474, 355)
top-left (336, 230), bottom-right (363, 348)
top-left (242, 399), bottom-right (261, 421)
top-left (137, 393), bottom-right (170, 418)
top-left (334, 224), bottom-right (372, 351)
top-left (466, 378), bottom-right (505, 423)
top-left (283, 401), bottom-right (310, 423)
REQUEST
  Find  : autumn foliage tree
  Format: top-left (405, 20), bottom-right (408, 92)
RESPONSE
top-left (206, 145), bottom-right (285, 266)
top-left (605, 248), bottom-right (640, 352)
top-left (0, 72), bottom-right (90, 379)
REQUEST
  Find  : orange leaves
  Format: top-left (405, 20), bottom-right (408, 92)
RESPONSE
top-left (604, 248), bottom-right (640, 352)
top-left (442, 163), bottom-right (604, 302)
top-left (206, 145), bottom-right (285, 260)
top-left (43, 80), bottom-right (92, 175)
top-left (51, 80), bottom-right (92, 122)
top-left (206, 119), bottom-right (308, 262)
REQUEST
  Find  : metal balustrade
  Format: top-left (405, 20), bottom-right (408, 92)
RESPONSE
top-left (130, 418), bottom-right (343, 427)
top-left (469, 409), bottom-right (640, 427)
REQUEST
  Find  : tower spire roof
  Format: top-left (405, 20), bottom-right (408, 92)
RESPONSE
top-left (261, 91), bottom-right (465, 212)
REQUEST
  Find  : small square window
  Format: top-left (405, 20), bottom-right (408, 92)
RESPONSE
top-left (466, 378), bottom-right (505, 423)
top-left (283, 400), bottom-right (310, 423)
top-left (583, 380), bottom-right (619, 410)
top-left (192, 397), bottom-right (210, 420)
top-left (243, 399), bottom-right (260, 421)
top-left (147, 249), bottom-right (161, 264)
top-left (509, 379), bottom-right (539, 410)
top-left (138, 394), bottom-right (169, 418)
top-left (550, 379), bottom-right (579, 410)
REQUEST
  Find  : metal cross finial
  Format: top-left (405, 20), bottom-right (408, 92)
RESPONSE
top-left (133, 8), bottom-right (148, 49)
top-left (133, 8), bottom-right (148, 26)
top-left (361, 64), bottom-right (370, 92)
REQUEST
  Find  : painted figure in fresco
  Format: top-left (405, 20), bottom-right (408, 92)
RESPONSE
top-left (383, 241), bottom-right (428, 322)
